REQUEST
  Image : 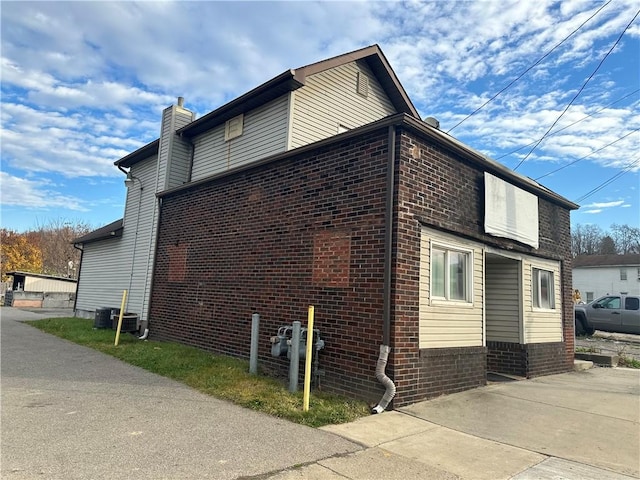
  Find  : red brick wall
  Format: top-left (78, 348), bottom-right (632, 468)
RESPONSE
top-left (149, 123), bottom-right (575, 407)
top-left (150, 129), bottom-right (392, 403)
top-left (391, 130), bottom-right (574, 406)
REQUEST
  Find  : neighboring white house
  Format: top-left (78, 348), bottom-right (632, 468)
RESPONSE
top-left (573, 254), bottom-right (640, 302)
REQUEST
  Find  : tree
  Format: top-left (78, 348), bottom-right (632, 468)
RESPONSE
top-left (598, 235), bottom-right (617, 254)
top-left (610, 224), bottom-right (640, 254)
top-left (33, 218), bottom-right (92, 279)
top-left (0, 229), bottom-right (43, 281)
top-left (572, 224), bottom-right (604, 257)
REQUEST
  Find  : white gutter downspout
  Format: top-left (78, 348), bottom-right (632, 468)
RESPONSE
top-left (372, 125), bottom-right (397, 414)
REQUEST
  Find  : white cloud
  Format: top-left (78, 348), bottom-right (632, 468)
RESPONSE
top-left (583, 200), bottom-right (625, 208)
top-left (583, 209), bottom-right (603, 214)
top-left (0, 172), bottom-right (87, 210)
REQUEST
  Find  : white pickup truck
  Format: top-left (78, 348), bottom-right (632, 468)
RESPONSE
top-left (575, 294), bottom-right (640, 335)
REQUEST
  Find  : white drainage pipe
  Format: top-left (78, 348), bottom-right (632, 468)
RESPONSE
top-left (372, 344), bottom-right (396, 414)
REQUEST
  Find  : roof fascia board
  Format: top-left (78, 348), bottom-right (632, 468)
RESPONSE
top-left (400, 115), bottom-right (579, 210)
top-left (114, 139), bottom-right (160, 168)
top-left (177, 70), bottom-right (303, 138)
top-left (160, 112), bottom-right (576, 211)
top-left (296, 44), bottom-right (419, 118)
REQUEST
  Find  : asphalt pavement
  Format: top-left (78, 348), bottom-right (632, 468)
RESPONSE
top-left (0, 307), bottom-right (360, 479)
top-left (2, 306), bottom-right (639, 480)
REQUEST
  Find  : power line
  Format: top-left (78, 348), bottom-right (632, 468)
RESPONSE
top-left (514, 8), bottom-right (640, 171)
top-left (496, 88), bottom-right (640, 160)
top-left (534, 128), bottom-right (640, 180)
top-left (447, 0), bottom-right (612, 133)
top-left (574, 158), bottom-right (640, 204)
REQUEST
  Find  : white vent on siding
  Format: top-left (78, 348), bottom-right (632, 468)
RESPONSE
top-left (224, 114), bottom-right (244, 141)
top-left (356, 72), bottom-right (369, 97)
top-left (337, 124), bottom-right (350, 134)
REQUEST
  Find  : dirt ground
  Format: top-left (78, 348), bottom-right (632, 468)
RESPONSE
top-left (576, 331), bottom-right (640, 362)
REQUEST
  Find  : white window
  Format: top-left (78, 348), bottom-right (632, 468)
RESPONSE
top-left (431, 245), bottom-right (472, 302)
top-left (586, 291), bottom-right (594, 303)
top-left (224, 114), bottom-right (244, 141)
top-left (620, 268), bottom-right (627, 281)
top-left (533, 268), bottom-right (555, 309)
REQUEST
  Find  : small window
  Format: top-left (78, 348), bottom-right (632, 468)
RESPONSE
top-left (431, 246), bottom-right (472, 302)
top-left (625, 297), bottom-right (640, 311)
top-left (224, 114), bottom-right (244, 141)
top-left (620, 268), bottom-right (628, 281)
top-left (586, 291), bottom-right (594, 303)
top-left (533, 268), bottom-right (555, 309)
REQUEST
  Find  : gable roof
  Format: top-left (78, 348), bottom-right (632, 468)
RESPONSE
top-left (72, 219), bottom-right (124, 245)
top-left (114, 45), bottom-right (418, 169)
top-left (176, 44), bottom-right (419, 138)
top-left (573, 254), bottom-right (640, 268)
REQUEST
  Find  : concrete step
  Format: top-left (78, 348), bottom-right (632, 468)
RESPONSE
top-left (573, 359), bottom-right (594, 371)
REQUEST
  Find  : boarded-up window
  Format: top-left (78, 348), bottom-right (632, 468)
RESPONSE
top-left (167, 244), bottom-right (188, 282)
top-left (312, 231), bottom-right (351, 288)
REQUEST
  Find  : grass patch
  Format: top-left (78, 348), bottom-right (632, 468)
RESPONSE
top-left (26, 317), bottom-right (370, 427)
top-left (618, 356), bottom-right (640, 369)
top-left (575, 346), bottom-right (600, 354)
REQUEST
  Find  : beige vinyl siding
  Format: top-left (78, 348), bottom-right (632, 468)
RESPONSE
top-left (75, 156), bottom-right (158, 321)
top-left (156, 106), bottom-right (173, 191)
top-left (190, 95), bottom-right (289, 182)
top-left (419, 227), bottom-right (484, 348)
top-left (485, 259), bottom-right (521, 343)
top-left (166, 107), bottom-right (194, 189)
top-left (523, 257), bottom-right (562, 343)
top-left (23, 277), bottom-right (76, 293)
top-left (290, 60), bottom-right (397, 149)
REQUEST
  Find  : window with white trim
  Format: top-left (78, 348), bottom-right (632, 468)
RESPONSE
top-left (533, 268), bottom-right (555, 309)
top-left (431, 245), bottom-right (472, 302)
top-left (620, 268), bottom-right (627, 281)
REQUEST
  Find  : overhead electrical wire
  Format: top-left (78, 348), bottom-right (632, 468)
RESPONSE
top-left (574, 158), bottom-right (640, 204)
top-left (513, 8), bottom-right (640, 171)
top-left (496, 88), bottom-right (640, 160)
top-left (446, 0), bottom-right (612, 133)
top-left (534, 128), bottom-right (640, 180)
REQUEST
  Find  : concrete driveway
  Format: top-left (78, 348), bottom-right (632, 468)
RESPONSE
top-left (0, 307), bottom-right (360, 480)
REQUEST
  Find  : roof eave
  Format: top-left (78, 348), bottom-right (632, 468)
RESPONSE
top-left (178, 70), bottom-right (304, 138)
top-left (114, 139), bottom-right (160, 168)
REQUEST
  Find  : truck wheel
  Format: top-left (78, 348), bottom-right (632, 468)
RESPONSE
top-left (576, 315), bottom-right (594, 336)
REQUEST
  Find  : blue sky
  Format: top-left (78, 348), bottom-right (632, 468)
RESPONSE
top-left (1, 1), bottom-right (639, 234)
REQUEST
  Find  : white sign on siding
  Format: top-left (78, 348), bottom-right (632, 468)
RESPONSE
top-left (484, 172), bottom-right (539, 249)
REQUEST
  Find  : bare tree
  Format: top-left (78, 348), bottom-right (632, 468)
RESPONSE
top-left (610, 224), bottom-right (640, 254)
top-left (572, 224), bottom-right (604, 257)
top-left (34, 218), bottom-right (92, 278)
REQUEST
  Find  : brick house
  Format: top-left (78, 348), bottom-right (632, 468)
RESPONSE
top-left (75, 45), bottom-right (578, 408)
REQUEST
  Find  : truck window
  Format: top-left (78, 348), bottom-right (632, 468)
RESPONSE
top-left (625, 297), bottom-right (639, 311)
top-left (597, 297), bottom-right (621, 309)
